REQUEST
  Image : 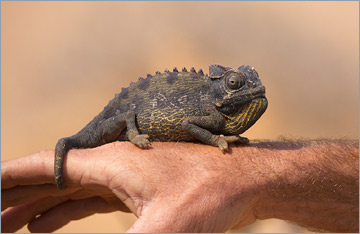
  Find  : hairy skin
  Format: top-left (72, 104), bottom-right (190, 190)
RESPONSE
top-left (2, 139), bottom-right (358, 233)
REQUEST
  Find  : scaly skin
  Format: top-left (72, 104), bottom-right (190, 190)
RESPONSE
top-left (54, 64), bottom-right (268, 190)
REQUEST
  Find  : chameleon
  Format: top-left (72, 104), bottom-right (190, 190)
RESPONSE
top-left (54, 64), bottom-right (268, 190)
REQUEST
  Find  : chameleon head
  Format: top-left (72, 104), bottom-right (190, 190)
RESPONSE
top-left (208, 64), bottom-right (267, 115)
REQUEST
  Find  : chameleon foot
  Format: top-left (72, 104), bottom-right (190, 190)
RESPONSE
top-left (217, 135), bottom-right (249, 152)
top-left (130, 134), bottom-right (150, 148)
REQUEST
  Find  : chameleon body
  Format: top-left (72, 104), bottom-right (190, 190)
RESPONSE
top-left (54, 64), bottom-right (268, 190)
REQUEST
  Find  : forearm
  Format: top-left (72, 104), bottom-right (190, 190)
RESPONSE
top-left (244, 139), bottom-right (359, 232)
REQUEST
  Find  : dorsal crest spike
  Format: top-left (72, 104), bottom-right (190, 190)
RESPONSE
top-left (155, 70), bottom-right (160, 75)
top-left (198, 69), bottom-right (204, 75)
top-left (190, 67), bottom-right (196, 73)
top-left (146, 73), bottom-right (151, 78)
top-left (173, 67), bottom-right (178, 72)
top-left (138, 77), bottom-right (144, 81)
top-left (164, 68), bottom-right (169, 73)
top-left (182, 67), bottom-right (187, 72)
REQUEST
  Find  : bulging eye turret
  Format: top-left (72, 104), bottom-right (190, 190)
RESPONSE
top-left (225, 72), bottom-right (245, 90)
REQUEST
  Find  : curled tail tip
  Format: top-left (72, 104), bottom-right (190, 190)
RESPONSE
top-left (54, 164), bottom-right (67, 190)
top-left (54, 137), bottom-right (71, 190)
top-left (55, 177), bottom-right (67, 190)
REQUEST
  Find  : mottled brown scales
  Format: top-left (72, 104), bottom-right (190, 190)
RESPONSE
top-left (54, 64), bottom-right (268, 190)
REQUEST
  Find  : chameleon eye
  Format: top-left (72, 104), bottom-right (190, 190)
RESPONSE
top-left (226, 73), bottom-right (245, 90)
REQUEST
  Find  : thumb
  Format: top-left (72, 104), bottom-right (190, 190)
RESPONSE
top-left (126, 207), bottom-right (176, 233)
top-left (126, 204), bottom-right (198, 233)
top-left (125, 203), bottom-right (229, 233)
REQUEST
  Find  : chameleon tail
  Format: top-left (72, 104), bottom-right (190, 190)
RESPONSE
top-left (54, 137), bottom-right (73, 190)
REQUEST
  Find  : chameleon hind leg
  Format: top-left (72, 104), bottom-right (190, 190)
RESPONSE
top-left (124, 111), bottom-right (150, 148)
top-left (54, 110), bottom-right (149, 190)
top-left (182, 113), bottom-right (248, 152)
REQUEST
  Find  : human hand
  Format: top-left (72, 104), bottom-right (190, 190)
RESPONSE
top-left (2, 140), bottom-right (358, 233)
top-left (2, 142), bottom-right (262, 233)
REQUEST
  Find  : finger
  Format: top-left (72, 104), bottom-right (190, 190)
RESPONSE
top-left (1, 150), bottom-right (54, 189)
top-left (2, 146), bottom-right (120, 190)
top-left (1, 196), bottom-right (68, 233)
top-left (27, 197), bottom-right (117, 233)
top-left (2, 184), bottom-right (80, 211)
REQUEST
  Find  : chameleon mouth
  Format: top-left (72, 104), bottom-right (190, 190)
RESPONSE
top-left (215, 85), bottom-right (265, 108)
top-left (224, 85), bottom-right (266, 104)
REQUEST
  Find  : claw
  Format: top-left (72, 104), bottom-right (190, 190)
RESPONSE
top-left (223, 135), bottom-right (249, 144)
top-left (217, 135), bottom-right (228, 153)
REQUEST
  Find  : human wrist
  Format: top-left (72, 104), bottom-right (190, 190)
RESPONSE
top-left (251, 146), bottom-right (306, 221)
top-left (249, 139), bottom-right (359, 232)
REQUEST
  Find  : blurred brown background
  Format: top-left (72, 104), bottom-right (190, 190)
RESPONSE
top-left (1, 1), bottom-right (358, 233)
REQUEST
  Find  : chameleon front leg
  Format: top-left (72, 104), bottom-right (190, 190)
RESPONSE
top-left (182, 113), bottom-right (246, 151)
